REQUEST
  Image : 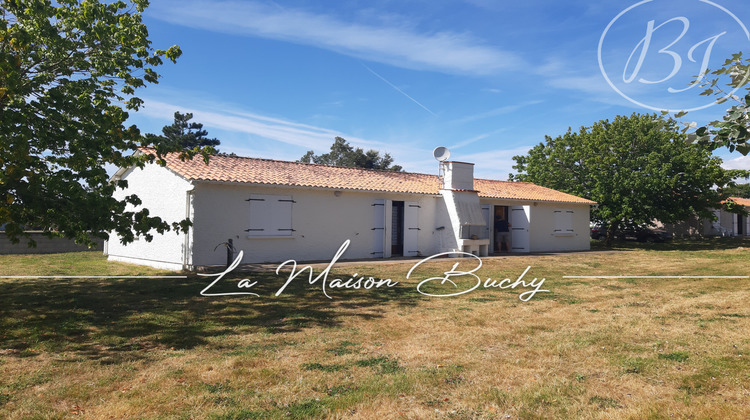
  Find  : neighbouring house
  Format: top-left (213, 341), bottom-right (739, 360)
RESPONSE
top-left (660, 197), bottom-right (750, 238)
top-left (105, 149), bottom-right (596, 270)
top-left (708, 197), bottom-right (750, 237)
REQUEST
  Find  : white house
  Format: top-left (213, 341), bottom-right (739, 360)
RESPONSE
top-left (660, 197), bottom-right (750, 238)
top-left (105, 150), bottom-right (596, 270)
top-left (706, 197), bottom-right (750, 237)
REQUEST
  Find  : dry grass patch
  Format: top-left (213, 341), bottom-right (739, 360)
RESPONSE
top-left (1, 240), bottom-right (749, 418)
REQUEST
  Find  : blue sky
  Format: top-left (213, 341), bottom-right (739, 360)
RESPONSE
top-left (126, 0), bottom-right (750, 180)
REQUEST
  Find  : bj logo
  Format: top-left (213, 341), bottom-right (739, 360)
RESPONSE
top-left (598, 0), bottom-right (750, 112)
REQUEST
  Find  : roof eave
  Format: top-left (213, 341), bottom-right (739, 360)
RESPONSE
top-left (187, 178), bottom-right (442, 197)
top-left (479, 196), bottom-right (596, 205)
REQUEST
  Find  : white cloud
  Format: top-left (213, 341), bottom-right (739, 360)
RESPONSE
top-left (458, 145), bottom-right (536, 180)
top-left (546, 74), bottom-right (618, 98)
top-left (450, 100), bottom-right (543, 125)
top-left (135, 97), bottom-right (530, 181)
top-left (722, 154), bottom-right (750, 171)
top-left (149, 1), bottom-right (524, 76)
top-left (138, 99), bottom-right (379, 152)
top-left (448, 129), bottom-right (506, 150)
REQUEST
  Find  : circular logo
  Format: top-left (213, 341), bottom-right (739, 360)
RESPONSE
top-left (598, 0), bottom-right (750, 112)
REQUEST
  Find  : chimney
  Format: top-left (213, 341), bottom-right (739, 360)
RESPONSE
top-left (442, 161), bottom-right (475, 190)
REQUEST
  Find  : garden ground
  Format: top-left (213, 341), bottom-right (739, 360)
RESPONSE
top-left (1, 238), bottom-right (749, 419)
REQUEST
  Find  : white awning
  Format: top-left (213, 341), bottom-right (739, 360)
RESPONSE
top-left (451, 192), bottom-right (486, 226)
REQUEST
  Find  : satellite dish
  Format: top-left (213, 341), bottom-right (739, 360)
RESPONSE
top-left (433, 146), bottom-right (451, 162)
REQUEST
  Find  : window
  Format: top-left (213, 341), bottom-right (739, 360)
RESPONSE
top-left (246, 194), bottom-right (294, 237)
top-left (553, 209), bottom-right (574, 236)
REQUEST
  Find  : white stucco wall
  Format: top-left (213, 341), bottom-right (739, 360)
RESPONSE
top-left (480, 200), bottom-right (591, 253)
top-left (718, 209), bottom-right (735, 234)
top-left (105, 164), bottom-right (193, 270)
top-left (433, 196), bottom-right (458, 253)
top-left (190, 183), bottom-right (446, 265)
top-left (528, 203), bottom-right (591, 252)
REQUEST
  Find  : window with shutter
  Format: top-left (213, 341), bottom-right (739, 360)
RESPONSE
top-left (247, 194), bottom-right (294, 237)
top-left (553, 209), bottom-right (574, 236)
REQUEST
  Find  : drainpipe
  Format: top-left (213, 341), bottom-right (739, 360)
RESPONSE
top-left (183, 185), bottom-right (195, 271)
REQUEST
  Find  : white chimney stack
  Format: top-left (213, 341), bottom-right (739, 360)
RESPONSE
top-left (442, 161), bottom-right (475, 191)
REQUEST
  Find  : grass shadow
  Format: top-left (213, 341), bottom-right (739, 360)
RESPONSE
top-left (0, 267), bottom-right (421, 362)
top-left (590, 236), bottom-right (750, 252)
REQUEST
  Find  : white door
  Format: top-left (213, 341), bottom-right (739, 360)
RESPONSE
top-left (372, 199), bottom-right (386, 257)
top-left (404, 202), bottom-right (420, 256)
top-left (711, 209), bottom-right (722, 235)
top-left (510, 205), bottom-right (530, 253)
top-left (482, 205), bottom-right (491, 239)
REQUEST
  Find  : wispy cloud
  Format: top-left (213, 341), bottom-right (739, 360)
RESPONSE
top-left (546, 74), bottom-right (619, 98)
top-left (458, 145), bottom-right (536, 180)
top-left (137, 97), bottom-right (533, 178)
top-left (149, 0), bottom-right (525, 76)
top-left (138, 99), bottom-right (379, 151)
top-left (449, 129), bottom-right (506, 150)
top-left (451, 100), bottom-right (543, 125)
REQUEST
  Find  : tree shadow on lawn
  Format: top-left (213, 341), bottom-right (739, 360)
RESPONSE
top-left (591, 236), bottom-right (750, 252)
top-left (0, 268), bottom-right (420, 362)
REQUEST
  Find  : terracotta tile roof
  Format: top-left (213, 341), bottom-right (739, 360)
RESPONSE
top-left (727, 197), bottom-right (750, 207)
top-left (474, 178), bottom-right (595, 204)
top-left (143, 149), bottom-right (595, 205)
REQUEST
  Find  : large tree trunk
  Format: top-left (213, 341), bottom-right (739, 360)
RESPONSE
top-left (604, 223), bottom-right (618, 247)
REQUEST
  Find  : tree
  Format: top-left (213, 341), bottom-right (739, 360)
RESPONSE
top-left (510, 113), bottom-right (747, 245)
top-left (0, 0), bottom-right (213, 247)
top-left (723, 182), bottom-right (750, 199)
top-left (299, 137), bottom-right (403, 171)
top-left (688, 52), bottom-right (750, 155)
top-left (147, 111), bottom-right (220, 150)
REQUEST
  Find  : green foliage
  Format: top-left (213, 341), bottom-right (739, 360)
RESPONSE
top-left (0, 1), bottom-right (213, 247)
top-left (147, 111), bottom-right (220, 150)
top-left (511, 113), bottom-right (747, 245)
top-left (299, 137), bottom-right (403, 171)
top-left (688, 52), bottom-right (750, 155)
top-left (722, 182), bottom-right (750, 199)
top-left (723, 197), bottom-right (749, 216)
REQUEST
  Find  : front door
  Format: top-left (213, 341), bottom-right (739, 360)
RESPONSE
top-left (510, 205), bottom-right (530, 253)
top-left (739, 214), bottom-right (745, 235)
top-left (494, 206), bottom-right (510, 253)
top-left (482, 204), bottom-right (491, 241)
top-left (391, 201), bottom-right (404, 256)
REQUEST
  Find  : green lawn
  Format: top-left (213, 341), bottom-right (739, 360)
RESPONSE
top-left (1, 239), bottom-right (749, 419)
